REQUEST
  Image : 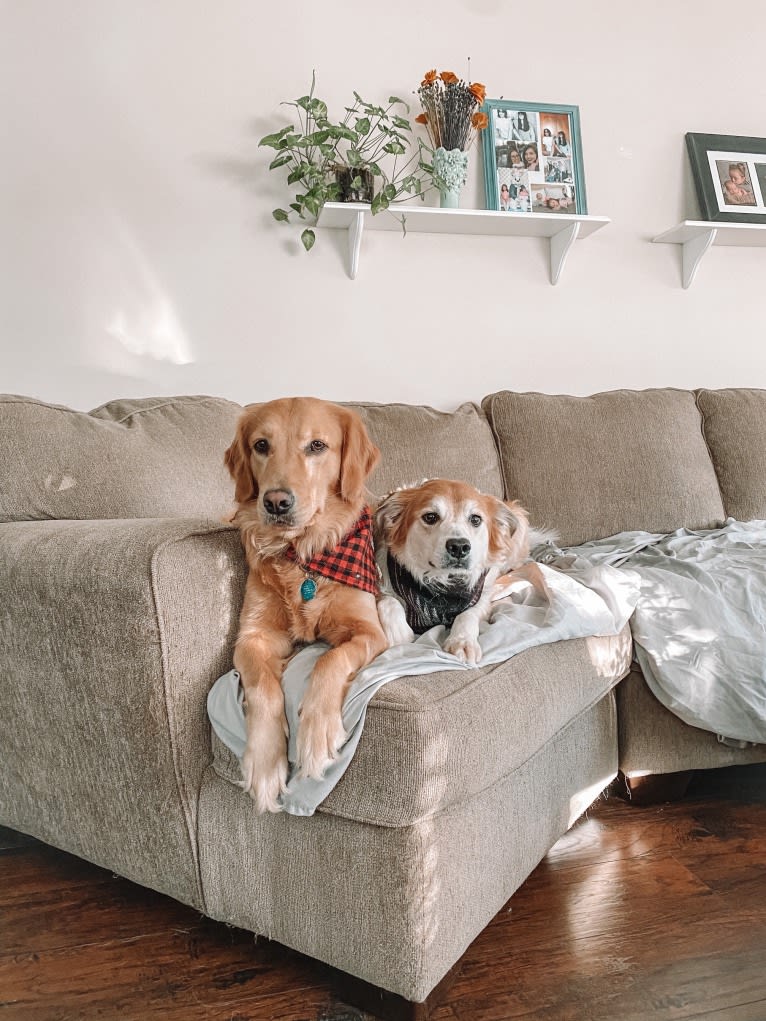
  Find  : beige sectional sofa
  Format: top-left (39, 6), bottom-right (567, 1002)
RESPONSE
top-left (2, 388), bottom-right (765, 1013)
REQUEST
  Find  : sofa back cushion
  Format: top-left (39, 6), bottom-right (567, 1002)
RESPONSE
top-left (1, 394), bottom-right (503, 522)
top-left (482, 388), bottom-right (726, 545)
top-left (0, 394), bottom-right (242, 522)
top-left (697, 388), bottom-right (766, 520)
top-left (348, 400), bottom-right (503, 500)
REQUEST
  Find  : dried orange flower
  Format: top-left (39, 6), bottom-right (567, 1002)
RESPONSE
top-left (416, 66), bottom-right (488, 151)
top-left (469, 81), bottom-right (486, 104)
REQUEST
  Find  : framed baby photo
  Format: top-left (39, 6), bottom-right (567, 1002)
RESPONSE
top-left (686, 132), bottom-right (766, 224)
top-left (481, 99), bottom-right (587, 215)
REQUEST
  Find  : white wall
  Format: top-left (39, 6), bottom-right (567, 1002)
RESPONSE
top-left (2, 0), bottom-right (765, 411)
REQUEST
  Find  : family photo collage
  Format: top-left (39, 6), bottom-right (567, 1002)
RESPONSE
top-left (489, 106), bottom-right (579, 214)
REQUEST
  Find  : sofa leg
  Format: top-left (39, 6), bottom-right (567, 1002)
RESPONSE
top-left (618, 769), bottom-right (695, 805)
top-left (333, 960), bottom-right (462, 1020)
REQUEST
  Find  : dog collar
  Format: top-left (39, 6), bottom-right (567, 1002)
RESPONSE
top-left (285, 507), bottom-right (379, 600)
top-left (387, 554), bottom-right (488, 634)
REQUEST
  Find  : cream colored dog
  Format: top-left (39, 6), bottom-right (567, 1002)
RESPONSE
top-left (374, 478), bottom-right (548, 665)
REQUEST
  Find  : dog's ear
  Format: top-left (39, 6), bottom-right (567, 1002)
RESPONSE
top-left (373, 490), bottom-right (406, 539)
top-left (224, 413), bottom-right (258, 505)
top-left (488, 498), bottom-right (531, 568)
top-left (338, 408), bottom-right (380, 504)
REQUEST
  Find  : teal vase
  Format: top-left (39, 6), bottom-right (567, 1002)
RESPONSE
top-left (433, 147), bottom-right (469, 209)
top-left (439, 186), bottom-right (461, 209)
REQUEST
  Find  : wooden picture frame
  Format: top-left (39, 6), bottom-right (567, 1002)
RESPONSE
top-left (686, 132), bottom-right (766, 224)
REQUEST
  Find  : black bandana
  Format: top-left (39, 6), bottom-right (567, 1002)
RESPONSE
top-left (387, 554), bottom-right (488, 634)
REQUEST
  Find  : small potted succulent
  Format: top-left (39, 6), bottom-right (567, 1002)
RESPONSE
top-left (260, 74), bottom-right (431, 251)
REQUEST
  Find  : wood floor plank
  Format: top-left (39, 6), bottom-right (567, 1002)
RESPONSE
top-left (0, 929), bottom-right (331, 1019)
top-left (0, 875), bottom-right (206, 956)
top-left (1, 764), bottom-right (765, 1020)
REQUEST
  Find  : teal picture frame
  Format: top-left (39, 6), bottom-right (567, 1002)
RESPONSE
top-left (481, 99), bottom-right (587, 215)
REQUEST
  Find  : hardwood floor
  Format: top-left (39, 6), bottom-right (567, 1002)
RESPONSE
top-left (1, 764), bottom-right (765, 1021)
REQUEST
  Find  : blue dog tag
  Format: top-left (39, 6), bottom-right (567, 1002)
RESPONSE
top-left (300, 577), bottom-right (317, 601)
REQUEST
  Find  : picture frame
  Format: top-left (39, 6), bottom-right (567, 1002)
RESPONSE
top-left (686, 132), bottom-right (766, 224)
top-left (481, 99), bottom-right (587, 215)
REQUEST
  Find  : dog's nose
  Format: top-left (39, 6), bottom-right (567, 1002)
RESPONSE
top-left (446, 538), bottom-right (471, 560)
top-left (263, 489), bottom-right (295, 516)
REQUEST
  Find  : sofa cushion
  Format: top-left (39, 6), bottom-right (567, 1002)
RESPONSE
top-left (617, 669), bottom-right (766, 777)
top-left (482, 388), bottom-right (726, 546)
top-left (1, 395), bottom-right (502, 522)
top-left (0, 394), bottom-right (242, 522)
top-left (348, 400), bottom-right (503, 499)
top-left (696, 388), bottom-right (766, 520)
top-left (211, 626), bottom-right (632, 827)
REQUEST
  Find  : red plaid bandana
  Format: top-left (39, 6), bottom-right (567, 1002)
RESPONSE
top-left (285, 507), bottom-right (379, 595)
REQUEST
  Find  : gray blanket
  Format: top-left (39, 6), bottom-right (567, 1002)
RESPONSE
top-left (566, 519), bottom-right (766, 746)
top-left (208, 554), bottom-right (638, 816)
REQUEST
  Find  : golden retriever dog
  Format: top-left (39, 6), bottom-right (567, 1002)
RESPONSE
top-left (374, 478), bottom-right (548, 665)
top-left (224, 397), bottom-right (387, 813)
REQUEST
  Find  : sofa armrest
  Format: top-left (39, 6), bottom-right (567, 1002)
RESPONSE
top-left (0, 517), bottom-right (245, 909)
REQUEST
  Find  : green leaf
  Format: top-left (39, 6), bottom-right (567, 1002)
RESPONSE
top-left (388, 95), bottom-right (410, 111)
top-left (295, 95), bottom-right (313, 111)
top-left (308, 98), bottom-right (328, 119)
top-left (307, 129), bottom-right (331, 145)
top-left (287, 167), bottom-right (307, 185)
top-left (383, 140), bottom-right (406, 156)
top-left (269, 151), bottom-right (293, 170)
top-left (334, 125), bottom-right (359, 143)
top-left (354, 117), bottom-right (371, 136)
top-left (351, 175), bottom-right (363, 190)
top-left (346, 148), bottom-right (364, 168)
top-left (301, 228), bottom-right (316, 251)
top-left (272, 208), bottom-right (290, 222)
top-left (302, 193), bottom-right (321, 217)
top-left (383, 183), bottom-right (397, 201)
top-left (259, 126), bottom-right (294, 148)
top-left (289, 202), bottom-right (305, 218)
top-left (371, 192), bottom-right (389, 214)
top-left (368, 161), bottom-right (382, 176)
top-left (392, 115), bottom-right (412, 131)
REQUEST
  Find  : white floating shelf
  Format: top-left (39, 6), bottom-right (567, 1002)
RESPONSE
top-left (653, 219), bottom-right (766, 288)
top-left (316, 202), bottom-right (610, 284)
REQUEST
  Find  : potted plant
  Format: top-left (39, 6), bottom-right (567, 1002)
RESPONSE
top-left (259, 73), bottom-right (431, 251)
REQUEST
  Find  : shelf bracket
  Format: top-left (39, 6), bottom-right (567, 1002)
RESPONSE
top-left (681, 227), bottom-right (717, 289)
top-left (347, 210), bottom-right (365, 280)
top-left (550, 222), bottom-right (581, 285)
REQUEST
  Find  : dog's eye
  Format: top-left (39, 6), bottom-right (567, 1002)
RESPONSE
top-left (469, 514), bottom-right (483, 528)
top-left (422, 511), bottom-right (439, 525)
top-left (308, 439), bottom-right (327, 454)
top-left (253, 439), bottom-right (269, 455)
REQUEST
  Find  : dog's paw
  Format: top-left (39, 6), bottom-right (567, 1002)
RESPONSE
top-left (378, 595), bottom-right (416, 647)
top-left (444, 634), bottom-right (483, 666)
top-left (295, 707), bottom-right (347, 781)
top-left (239, 717), bottom-right (289, 814)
